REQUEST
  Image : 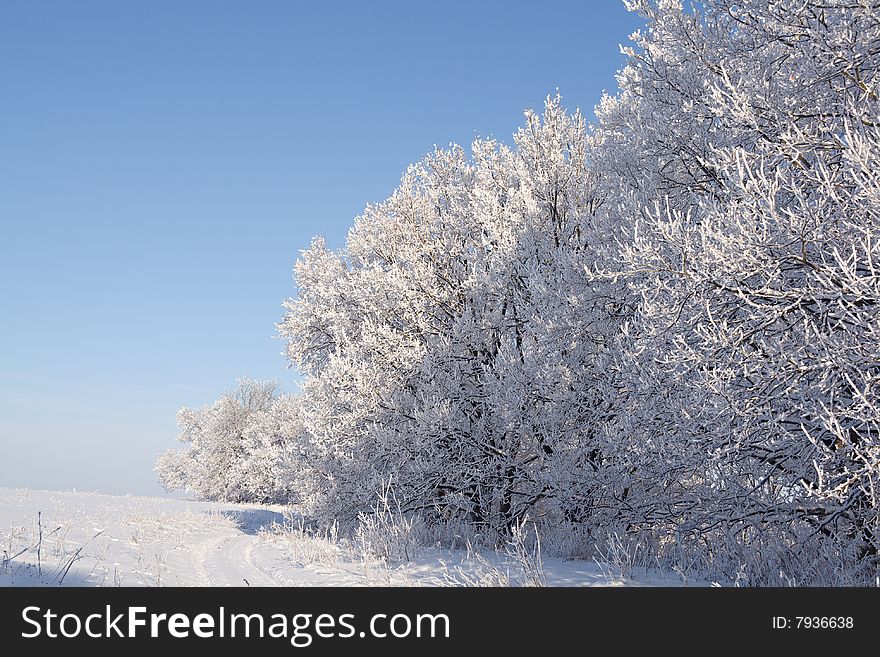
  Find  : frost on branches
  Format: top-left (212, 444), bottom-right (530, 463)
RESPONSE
top-left (279, 96), bottom-right (627, 531)
top-left (592, 0), bottom-right (880, 583)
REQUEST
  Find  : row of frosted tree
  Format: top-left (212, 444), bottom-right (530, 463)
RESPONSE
top-left (157, 0), bottom-right (880, 584)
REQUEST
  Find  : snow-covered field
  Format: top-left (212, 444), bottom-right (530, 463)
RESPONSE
top-left (0, 487), bottom-right (691, 587)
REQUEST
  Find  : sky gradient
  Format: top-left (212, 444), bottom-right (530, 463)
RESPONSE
top-left (0, 1), bottom-right (644, 495)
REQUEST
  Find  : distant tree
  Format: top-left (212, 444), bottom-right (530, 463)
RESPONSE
top-left (156, 379), bottom-right (303, 503)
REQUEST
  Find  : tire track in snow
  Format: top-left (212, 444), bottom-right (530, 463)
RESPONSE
top-left (195, 531), bottom-right (278, 587)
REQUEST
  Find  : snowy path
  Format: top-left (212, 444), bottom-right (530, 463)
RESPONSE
top-left (195, 533), bottom-right (279, 587)
top-left (0, 487), bottom-right (682, 587)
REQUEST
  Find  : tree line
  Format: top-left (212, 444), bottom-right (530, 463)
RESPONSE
top-left (157, 0), bottom-right (880, 585)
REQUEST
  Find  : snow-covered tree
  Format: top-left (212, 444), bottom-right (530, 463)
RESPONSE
top-left (280, 96), bottom-right (627, 531)
top-left (592, 0), bottom-right (880, 582)
top-left (156, 379), bottom-right (304, 503)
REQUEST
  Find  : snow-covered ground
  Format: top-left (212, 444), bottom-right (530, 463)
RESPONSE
top-left (0, 487), bottom-right (688, 587)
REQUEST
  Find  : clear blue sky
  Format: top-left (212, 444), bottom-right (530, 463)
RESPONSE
top-left (0, 1), bottom-right (644, 495)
